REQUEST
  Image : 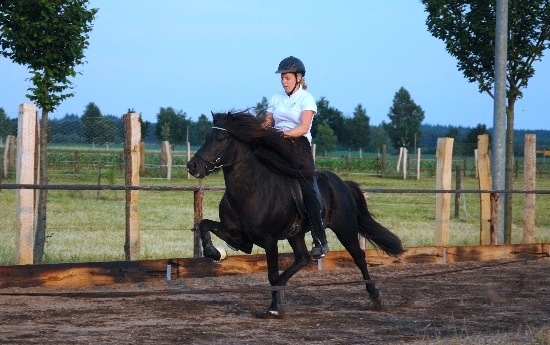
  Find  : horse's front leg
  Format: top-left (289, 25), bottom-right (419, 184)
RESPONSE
top-left (198, 219), bottom-right (254, 260)
top-left (265, 239), bottom-right (284, 316)
top-left (198, 219), bottom-right (223, 261)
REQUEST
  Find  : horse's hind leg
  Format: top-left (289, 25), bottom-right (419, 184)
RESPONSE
top-left (265, 235), bottom-right (311, 316)
top-left (334, 229), bottom-right (383, 310)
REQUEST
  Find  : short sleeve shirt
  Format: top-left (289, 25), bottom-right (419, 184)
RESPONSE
top-left (267, 87), bottom-right (317, 143)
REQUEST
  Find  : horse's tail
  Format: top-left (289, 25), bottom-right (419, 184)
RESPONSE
top-left (345, 180), bottom-right (405, 257)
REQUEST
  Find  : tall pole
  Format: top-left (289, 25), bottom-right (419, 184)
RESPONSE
top-left (491, 0), bottom-right (508, 244)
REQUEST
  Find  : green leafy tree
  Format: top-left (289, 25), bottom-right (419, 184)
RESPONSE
top-left (254, 96), bottom-right (269, 120)
top-left (368, 125), bottom-right (391, 153)
top-left (50, 113), bottom-right (83, 143)
top-left (314, 97), bottom-right (345, 147)
top-left (445, 126), bottom-right (461, 140)
top-left (0, 0), bottom-right (97, 262)
top-left (155, 107), bottom-right (191, 144)
top-left (314, 123), bottom-right (337, 157)
top-left (422, 0), bottom-right (550, 241)
top-left (0, 107), bottom-right (13, 139)
top-left (466, 123), bottom-right (490, 144)
top-left (82, 102), bottom-right (102, 143)
top-left (348, 104), bottom-right (371, 151)
top-left (81, 103), bottom-right (117, 145)
top-left (382, 87), bottom-right (425, 150)
top-left (192, 114), bottom-right (213, 144)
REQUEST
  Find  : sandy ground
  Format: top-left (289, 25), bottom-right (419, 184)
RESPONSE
top-left (1, 257), bottom-right (549, 345)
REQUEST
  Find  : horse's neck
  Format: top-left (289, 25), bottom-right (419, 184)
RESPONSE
top-left (222, 155), bottom-right (272, 195)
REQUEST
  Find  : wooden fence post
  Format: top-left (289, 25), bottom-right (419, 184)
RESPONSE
top-left (402, 148), bottom-right (408, 180)
top-left (15, 104), bottom-right (38, 264)
top-left (477, 134), bottom-right (492, 245)
top-left (193, 186), bottom-right (204, 258)
top-left (397, 147), bottom-right (403, 173)
top-left (187, 141), bottom-right (191, 180)
top-left (454, 166), bottom-right (462, 219)
top-left (523, 134), bottom-right (536, 243)
top-left (124, 113), bottom-right (141, 261)
top-left (3, 135), bottom-right (16, 178)
top-left (416, 148), bottom-right (421, 180)
top-left (381, 145), bottom-right (386, 177)
top-left (161, 141), bottom-right (172, 180)
top-left (435, 137), bottom-right (454, 246)
top-left (139, 142), bottom-right (146, 175)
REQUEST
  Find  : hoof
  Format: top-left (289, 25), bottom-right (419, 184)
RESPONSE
top-left (203, 246), bottom-right (221, 261)
top-left (214, 246), bottom-right (227, 261)
top-left (266, 309), bottom-right (280, 316)
top-left (370, 292), bottom-right (384, 311)
top-left (264, 308), bottom-right (284, 318)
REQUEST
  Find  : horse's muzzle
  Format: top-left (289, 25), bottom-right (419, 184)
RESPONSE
top-left (186, 161), bottom-right (206, 178)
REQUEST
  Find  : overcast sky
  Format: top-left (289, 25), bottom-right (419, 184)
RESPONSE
top-left (1, 1), bottom-right (549, 130)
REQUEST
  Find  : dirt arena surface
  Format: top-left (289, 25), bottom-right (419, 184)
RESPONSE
top-left (1, 257), bottom-right (549, 345)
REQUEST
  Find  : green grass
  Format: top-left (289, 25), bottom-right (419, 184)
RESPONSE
top-left (1, 167), bottom-right (549, 265)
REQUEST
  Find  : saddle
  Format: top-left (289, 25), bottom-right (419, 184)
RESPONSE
top-left (281, 176), bottom-right (323, 240)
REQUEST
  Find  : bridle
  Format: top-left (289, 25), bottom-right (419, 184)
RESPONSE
top-left (192, 126), bottom-right (233, 174)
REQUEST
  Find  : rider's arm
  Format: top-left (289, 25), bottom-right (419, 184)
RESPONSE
top-left (262, 113), bottom-right (274, 128)
top-left (282, 110), bottom-right (314, 138)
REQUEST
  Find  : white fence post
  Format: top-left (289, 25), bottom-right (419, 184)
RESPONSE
top-left (15, 104), bottom-right (38, 264)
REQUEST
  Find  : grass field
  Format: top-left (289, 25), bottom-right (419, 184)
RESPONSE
top-left (1, 166), bottom-right (549, 265)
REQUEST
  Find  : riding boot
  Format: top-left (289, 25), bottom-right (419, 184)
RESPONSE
top-left (300, 178), bottom-right (329, 259)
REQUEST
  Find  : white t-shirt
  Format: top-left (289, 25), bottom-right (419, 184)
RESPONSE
top-left (268, 86), bottom-right (317, 143)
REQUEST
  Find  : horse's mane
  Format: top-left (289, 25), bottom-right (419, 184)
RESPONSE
top-left (212, 111), bottom-right (311, 179)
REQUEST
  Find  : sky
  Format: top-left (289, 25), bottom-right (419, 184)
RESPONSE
top-left (1, 1), bottom-right (549, 130)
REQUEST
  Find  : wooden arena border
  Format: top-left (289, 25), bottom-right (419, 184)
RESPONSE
top-left (0, 243), bottom-right (548, 289)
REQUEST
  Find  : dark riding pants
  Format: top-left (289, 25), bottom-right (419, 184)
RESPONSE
top-left (290, 137), bottom-right (327, 245)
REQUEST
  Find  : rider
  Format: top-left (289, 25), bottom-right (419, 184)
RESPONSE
top-left (262, 56), bottom-right (329, 259)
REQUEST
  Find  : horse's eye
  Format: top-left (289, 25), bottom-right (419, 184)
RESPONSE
top-left (217, 136), bottom-right (225, 142)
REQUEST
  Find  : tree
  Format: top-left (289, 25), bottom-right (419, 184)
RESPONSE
top-left (190, 114), bottom-right (213, 145)
top-left (465, 123), bottom-right (490, 144)
top-left (0, 0), bottom-right (97, 262)
top-left (155, 107), bottom-right (191, 144)
top-left (313, 97), bottom-right (345, 146)
top-left (82, 102), bottom-right (102, 144)
top-left (348, 104), bottom-right (371, 151)
top-left (0, 107), bottom-right (14, 140)
top-left (444, 126), bottom-right (460, 140)
top-left (254, 96), bottom-right (269, 120)
top-left (382, 87), bottom-right (425, 150)
top-left (314, 124), bottom-right (337, 157)
top-left (368, 125), bottom-right (391, 153)
top-left (422, 0), bottom-right (550, 241)
top-left (50, 113), bottom-right (83, 143)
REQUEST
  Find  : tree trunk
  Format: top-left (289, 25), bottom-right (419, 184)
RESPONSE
top-left (34, 109), bottom-right (49, 263)
top-left (504, 98), bottom-right (515, 244)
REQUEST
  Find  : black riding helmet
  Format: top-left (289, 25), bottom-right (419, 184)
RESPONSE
top-left (275, 56), bottom-right (306, 76)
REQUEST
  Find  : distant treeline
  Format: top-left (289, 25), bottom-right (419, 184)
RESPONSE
top-left (1, 111), bottom-right (549, 156)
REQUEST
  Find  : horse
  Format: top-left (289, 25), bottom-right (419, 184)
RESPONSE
top-left (187, 111), bottom-right (404, 316)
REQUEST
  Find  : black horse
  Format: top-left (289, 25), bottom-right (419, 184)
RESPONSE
top-left (187, 111), bottom-right (404, 316)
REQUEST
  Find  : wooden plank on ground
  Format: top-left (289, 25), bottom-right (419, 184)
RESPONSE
top-left (0, 244), bottom-right (547, 289)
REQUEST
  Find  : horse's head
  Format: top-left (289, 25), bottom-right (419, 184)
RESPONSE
top-left (187, 118), bottom-right (232, 178)
top-left (187, 111), bottom-right (259, 178)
